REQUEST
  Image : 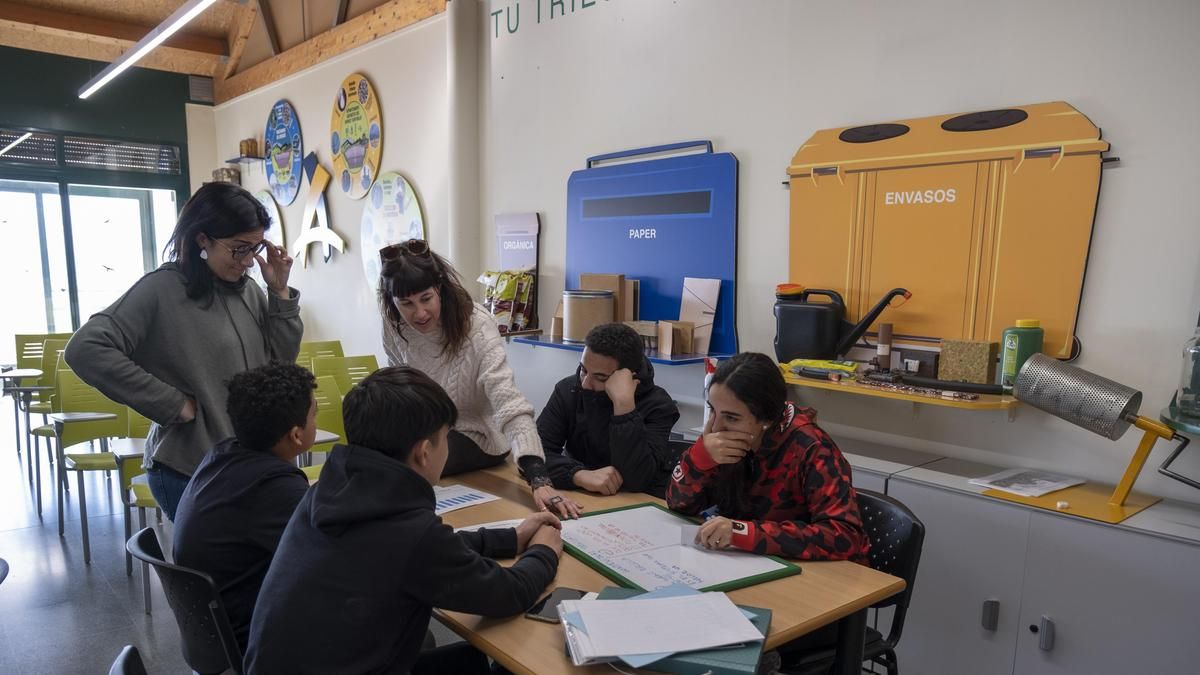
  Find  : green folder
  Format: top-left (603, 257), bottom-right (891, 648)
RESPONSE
top-left (596, 586), bottom-right (771, 675)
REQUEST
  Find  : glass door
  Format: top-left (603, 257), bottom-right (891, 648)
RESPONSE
top-left (66, 185), bottom-right (177, 322)
top-left (0, 179), bottom-right (70, 364)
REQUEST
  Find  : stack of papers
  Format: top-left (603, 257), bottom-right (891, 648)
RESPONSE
top-left (968, 468), bottom-right (1084, 497)
top-left (559, 584), bottom-right (762, 668)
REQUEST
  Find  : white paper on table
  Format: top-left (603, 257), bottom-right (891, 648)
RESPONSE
top-left (563, 593), bottom-right (761, 658)
top-left (968, 468), bottom-right (1084, 497)
top-left (432, 484), bottom-right (499, 515)
top-left (679, 524), bottom-right (702, 548)
top-left (680, 277), bottom-right (720, 355)
top-left (454, 518), bottom-right (524, 533)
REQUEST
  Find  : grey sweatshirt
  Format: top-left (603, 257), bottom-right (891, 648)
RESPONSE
top-left (65, 262), bottom-right (302, 475)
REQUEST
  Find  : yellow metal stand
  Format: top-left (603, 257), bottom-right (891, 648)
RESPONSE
top-left (985, 419), bottom-right (1174, 524)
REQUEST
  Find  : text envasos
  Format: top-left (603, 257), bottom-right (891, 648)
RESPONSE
top-left (883, 188), bottom-right (957, 205)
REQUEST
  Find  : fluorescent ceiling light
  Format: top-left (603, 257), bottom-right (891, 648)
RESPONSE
top-left (0, 132), bottom-right (33, 157)
top-left (78, 0), bottom-right (219, 100)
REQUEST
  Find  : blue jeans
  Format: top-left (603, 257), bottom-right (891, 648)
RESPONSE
top-left (146, 464), bottom-right (192, 521)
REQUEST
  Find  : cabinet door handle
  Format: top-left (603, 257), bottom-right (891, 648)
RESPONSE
top-left (1031, 616), bottom-right (1056, 651)
top-left (981, 599), bottom-right (1000, 631)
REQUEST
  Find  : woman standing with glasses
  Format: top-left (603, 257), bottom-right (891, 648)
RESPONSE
top-left (66, 182), bottom-right (302, 519)
top-left (379, 239), bottom-right (583, 519)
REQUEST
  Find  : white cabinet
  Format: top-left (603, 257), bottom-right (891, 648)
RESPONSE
top-left (1013, 512), bottom-right (1200, 675)
top-left (887, 461), bottom-right (1200, 675)
top-left (889, 477), bottom-right (1030, 675)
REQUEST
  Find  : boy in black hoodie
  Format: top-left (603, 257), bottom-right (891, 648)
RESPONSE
top-left (538, 323), bottom-right (681, 497)
top-left (173, 361), bottom-right (316, 652)
top-left (245, 366), bottom-right (563, 675)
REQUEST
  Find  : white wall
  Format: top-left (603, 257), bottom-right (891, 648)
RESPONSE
top-left (212, 15), bottom-right (449, 361)
top-left (184, 103), bottom-right (216, 196)
top-left (481, 0), bottom-right (1200, 502)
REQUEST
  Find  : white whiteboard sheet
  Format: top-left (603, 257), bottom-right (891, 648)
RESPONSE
top-left (560, 505), bottom-right (791, 590)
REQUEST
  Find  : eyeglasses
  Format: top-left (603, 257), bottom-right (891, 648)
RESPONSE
top-left (379, 238), bottom-right (430, 263)
top-left (212, 238), bottom-right (268, 260)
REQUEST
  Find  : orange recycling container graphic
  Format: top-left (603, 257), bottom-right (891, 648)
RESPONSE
top-left (787, 101), bottom-right (1110, 358)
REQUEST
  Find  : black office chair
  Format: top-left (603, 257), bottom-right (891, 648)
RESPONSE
top-left (781, 489), bottom-right (925, 675)
top-left (0, 557), bottom-right (8, 586)
top-left (126, 528), bottom-right (243, 675)
top-left (109, 645), bottom-right (148, 675)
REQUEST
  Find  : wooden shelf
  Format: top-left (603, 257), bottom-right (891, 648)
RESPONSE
top-left (784, 372), bottom-right (1019, 412)
top-left (225, 155), bottom-right (265, 165)
top-left (513, 334), bottom-right (729, 366)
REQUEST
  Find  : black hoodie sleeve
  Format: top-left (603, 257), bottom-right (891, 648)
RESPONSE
top-left (537, 380), bottom-right (586, 489)
top-left (609, 388), bottom-right (681, 493)
top-left (407, 521), bottom-right (558, 617)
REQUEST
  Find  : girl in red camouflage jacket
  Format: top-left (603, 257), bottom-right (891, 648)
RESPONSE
top-left (666, 352), bottom-right (869, 563)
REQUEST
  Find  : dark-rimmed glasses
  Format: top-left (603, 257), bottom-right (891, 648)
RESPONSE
top-left (213, 238), bottom-right (269, 260)
top-left (379, 238), bottom-right (430, 263)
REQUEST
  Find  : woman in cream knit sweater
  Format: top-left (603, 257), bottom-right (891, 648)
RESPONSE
top-left (378, 239), bottom-right (582, 518)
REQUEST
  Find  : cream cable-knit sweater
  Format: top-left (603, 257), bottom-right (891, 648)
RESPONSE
top-left (381, 303), bottom-right (543, 462)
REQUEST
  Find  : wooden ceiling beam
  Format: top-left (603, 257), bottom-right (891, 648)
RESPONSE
top-left (0, 1), bottom-right (228, 56)
top-left (255, 0), bottom-right (279, 56)
top-left (214, 0), bottom-right (446, 103)
top-left (221, 1), bottom-right (258, 80)
top-left (0, 24), bottom-right (220, 76)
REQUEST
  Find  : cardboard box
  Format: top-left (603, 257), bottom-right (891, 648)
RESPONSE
top-left (550, 299), bottom-right (564, 339)
top-left (657, 320), bottom-right (695, 356)
top-left (580, 273), bottom-right (625, 322)
top-left (938, 339), bottom-right (998, 384)
top-left (624, 279), bottom-right (639, 321)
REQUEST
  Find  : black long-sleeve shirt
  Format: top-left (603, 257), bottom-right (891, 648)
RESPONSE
top-left (537, 361), bottom-right (680, 496)
top-left (245, 443), bottom-right (558, 674)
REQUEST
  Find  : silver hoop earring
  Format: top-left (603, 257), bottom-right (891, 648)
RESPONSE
top-left (199, 249), bottom-right (209, 260)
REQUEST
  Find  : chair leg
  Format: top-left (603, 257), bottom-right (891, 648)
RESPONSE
top-left (11, 397), bottom-right (19, 456)
top-left (123, 502), bottom-right (133, 576)
top-left (33, 439), bottom-right (42, 518)
top-left (25, 411), bottom-right (34, 485)
top-left (55, 438), bottom-right (65, 537)
top-left (139, 507), bottom-right (151, 614)
top-left (77, 471), bottom-right (91, 565)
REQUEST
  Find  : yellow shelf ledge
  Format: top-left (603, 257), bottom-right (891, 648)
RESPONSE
top-left (783, 372), bottom-right (1019, 411)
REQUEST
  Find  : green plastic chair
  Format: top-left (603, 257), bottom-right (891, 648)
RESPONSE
top-left (296, 340), bottom-right (344, 367)
top-left (26, 339), bottom-right (70, 474)
top-left (127, 407), bottom-right (153, 439)
top-left (42, 369), bottom-right (127, 564)
top-left (304, 375), bottom-right (345, 467)
top-left (14, 332), bottom-right (72, 383)
top-left (312, 354), bottom-right (379, 395)
top-left (114, 444), bottom-right (157, 614)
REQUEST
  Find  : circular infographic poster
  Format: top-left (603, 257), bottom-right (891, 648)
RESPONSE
top-left (250, 190), bottom-right (286, 289)
top-left (361, 172), bottom-right (426, 288)
top-left (264, 100), bottom-right (302, 205)
top-left (330, 73), bottom-right (382, 200)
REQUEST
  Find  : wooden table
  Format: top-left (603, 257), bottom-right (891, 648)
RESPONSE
top-left (435, 465), bottom-right (905, 675)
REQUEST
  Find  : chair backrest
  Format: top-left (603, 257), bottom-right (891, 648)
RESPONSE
top-left (108, 645), bottom-right (148, 675)
top-left (297, 339), bottom-right (344, 365)
top-left (15, 333), bottom-right (72, 383)
top-left (857, 489), bottom-right (925, 643)
top-left (56, 369), bottom-right (129, 449)
top-left (31, 338), bottom-right (71, 401)
top-left (127, 407), bottom-right (153, 439)
top-left (312, 354), bottom-right (379, 395)
top-left (312, 375), bottom-right (345, 453)
top-left (126, 528), bottom-right (243, 675)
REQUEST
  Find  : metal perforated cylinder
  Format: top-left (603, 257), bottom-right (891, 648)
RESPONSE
top-left (1014, 353), bottom-right (1141, 441)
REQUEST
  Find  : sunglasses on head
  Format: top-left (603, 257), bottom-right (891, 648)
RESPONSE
top-left (379, 239), bottom-right (430, 263)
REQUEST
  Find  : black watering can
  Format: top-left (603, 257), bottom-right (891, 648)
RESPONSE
top-left (774, 287), bottom-right (911, 362)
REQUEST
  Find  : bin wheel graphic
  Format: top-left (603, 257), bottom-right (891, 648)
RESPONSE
top-left (942, 108), bottom-right (1028, 132)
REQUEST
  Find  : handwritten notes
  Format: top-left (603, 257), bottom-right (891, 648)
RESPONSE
top-left (561, 505), bottom-right (791, 591)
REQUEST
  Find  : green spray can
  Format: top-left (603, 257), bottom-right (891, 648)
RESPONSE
top-left (998, 319), bottom-right (1044, 388)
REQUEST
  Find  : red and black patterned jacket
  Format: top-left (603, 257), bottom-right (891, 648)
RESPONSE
top-left (666, 402), bottom-right (869, 564)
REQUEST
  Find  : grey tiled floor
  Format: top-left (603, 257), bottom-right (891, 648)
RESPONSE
top-left (0, 407), bottom-right (188, 674)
